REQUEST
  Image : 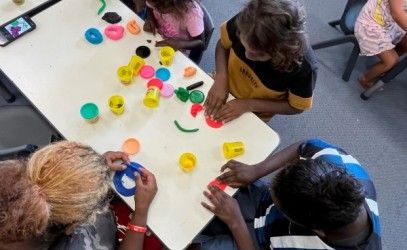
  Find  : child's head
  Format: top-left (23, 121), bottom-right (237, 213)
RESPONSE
top-left (0, 141), bottom-right (112, 248)
top-left (146, 0), bottom-right (195, 19)
top-left (0, 160), bottom-right (50, 245)
top-left (236, 0), bottom-right (308, 71)
top-left (270, 158), bottom-right (365, 232)
top-left (26, 141), bottom-right (111, 227)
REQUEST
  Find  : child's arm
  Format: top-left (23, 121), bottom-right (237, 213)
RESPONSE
top-left (133, 0), bottom-right (146, 13)
top-left (389, 0), bottom-right (407, 32)
top-left (217, 141), bottom-right (302, 188)
top-left (118, 168), bottom-right (157, 250)
top-left (155, 33), bottom-right (205, 51)
top-left (212, 98), bottom-right (303, 124)
top-left (143, 7), bottom-right (157, 35)
top-left (201, 185), bottom-right (256, 250)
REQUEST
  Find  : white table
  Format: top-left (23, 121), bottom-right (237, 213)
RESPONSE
top-left (0, 0), bottom-right (280, 249)
top-left (0, 0), bottom-right (49, 24)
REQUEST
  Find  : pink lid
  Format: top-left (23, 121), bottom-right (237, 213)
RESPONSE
top-left (139, 65), bottom-right (155, 79)
top-left (160, 84), bottom-right (174, 97)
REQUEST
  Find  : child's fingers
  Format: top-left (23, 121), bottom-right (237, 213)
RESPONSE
top-left (134, 172), bottom-right (143, 186)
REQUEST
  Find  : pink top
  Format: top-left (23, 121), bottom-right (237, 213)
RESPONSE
top-left (147, 0), bottom-right (204, 55)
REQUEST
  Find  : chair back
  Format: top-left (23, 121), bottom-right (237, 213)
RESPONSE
top-left (188, 3), bottom-right (215, 64)
top-left (201, 4), bottom-right (215, 51)
top-left (340, 0), bottom-right (367, 34)
top-left (0, 105), bottom-right (59, 150)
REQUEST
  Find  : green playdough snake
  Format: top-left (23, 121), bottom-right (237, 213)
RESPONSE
top-left (98, 0), bottom-right (106, 15)
top-left (174, 120), bottom-right (199, 133)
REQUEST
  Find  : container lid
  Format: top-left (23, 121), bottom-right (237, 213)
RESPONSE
top-left (155, 68), bottom-right (171, 81)
top-left (80, 103), bottom-right (99, 119)
top-left (189, 90), bottom-right (205, 103)
top-left (135, 45), bottom-right (151, 58)
top-left (122, 138), bottom-right (141, 155)
top-left (140, 65), bottom-right (155, 79)
top-left (147, 78), bottom-right (163, 89)
top-left (160, 83), bottom-right (174, 97)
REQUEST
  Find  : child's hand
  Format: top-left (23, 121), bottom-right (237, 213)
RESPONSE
top-left (216, 160), bottom-right (258, 188)
top-left (155, 38), bottom-right (182, 51)
top-left (134, 168), bottom-right (158, 214)
top-left (212, 99), bottom-right (250, 123)
top-left (201, 185), bottom-right (244, 228)
top-left (204, 77), bottom-right (229, 119)
top-left (103, 151), bottom-right (130, 171)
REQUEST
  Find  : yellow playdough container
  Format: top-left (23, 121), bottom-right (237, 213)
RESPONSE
top-left (143, 86), bottom-right (160, 108)
top-left (117, 66), bottom-right (134, 85)
top-left (108, 95), bottom-right (125, 115)
top-left (179, 153), bottom-right (197, 172)
top-left (128, 55), bottom-right (145, 76)
top-left (159, 46), bottom-right (175, 67)
top-left (223, 141), bottom-right (245, 159)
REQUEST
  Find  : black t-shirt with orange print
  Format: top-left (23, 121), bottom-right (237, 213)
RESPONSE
top-left (220, 15), bottom-right (318, 121)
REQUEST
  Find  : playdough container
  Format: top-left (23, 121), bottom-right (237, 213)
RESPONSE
top-left (108, 95), bottom-right (125, 115)
top-left (128, 55), bottom-right (145, 76)
top-left (80, 103), bottom-right (99, 123)
top-left (223, 141), bottom-right (245, 159)
top-left (143, 86), bottom-right (160, 108)
top-left (117, 66), bottom-right (134, 85)
top-left (159, 46), bottom-right (175, 67)
top-left (179, 153), bottom-right (197, 172)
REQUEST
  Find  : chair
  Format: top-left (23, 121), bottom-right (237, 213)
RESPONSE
top-left (188, 3), bottom-right (215, 64)
top-left (0, 105), bottom-right (62, 151)
top-left (311, 0), bottom-right (367, 81)
top-left (0, 69), bottom-right (16, 103)
top-left (360, 55), bottom-right (407, 100)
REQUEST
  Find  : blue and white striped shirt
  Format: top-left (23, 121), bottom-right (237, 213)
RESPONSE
top-left (254, 139), bottom-right (382, 250)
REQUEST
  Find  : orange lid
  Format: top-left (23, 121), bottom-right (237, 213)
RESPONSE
top-left (122, 138), bottom-right (141, 155)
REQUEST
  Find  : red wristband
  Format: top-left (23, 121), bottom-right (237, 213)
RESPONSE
top-left (127, 222), bottom-right (147, 233)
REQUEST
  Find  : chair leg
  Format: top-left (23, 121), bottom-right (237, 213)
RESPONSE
top-left (342, 45), bottom-right (360, 81)
top-left (328, 20), bottom-right (340, 28)
top-left (360, 80), bottom-right (386, 100)
top-left (360, 55), bottom-right (407, 100)
top-left (0, 82), bottom-right (15, 103)
top-left (312, 35), bottom-right (356, 50)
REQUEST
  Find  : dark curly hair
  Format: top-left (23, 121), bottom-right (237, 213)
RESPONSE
top-left (271, 158), bottom-right (365, 231)
top-left (236, 0), bottom-right (308, 72)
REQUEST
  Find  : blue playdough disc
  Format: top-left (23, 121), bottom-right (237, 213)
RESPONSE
top-left (155, 68), bottom-right (171, 81)
top-left (113, 162), bottom-right (143, 196)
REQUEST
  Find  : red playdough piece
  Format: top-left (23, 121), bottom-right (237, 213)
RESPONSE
top-left (205, 117), bottom-right (223, 128)
top-left (209, 179), bottom-right (227, 191)
top-left (190, 104), bottom-right (204, 117)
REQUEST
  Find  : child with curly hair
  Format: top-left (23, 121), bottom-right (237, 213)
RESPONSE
top-left (203, 0), bottom-right (318, 123)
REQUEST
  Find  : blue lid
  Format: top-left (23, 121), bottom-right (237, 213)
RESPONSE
top-left (155, 68), bottom-right (171, 81)
top-left (113, 162), bottom-right (143, 197)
